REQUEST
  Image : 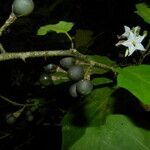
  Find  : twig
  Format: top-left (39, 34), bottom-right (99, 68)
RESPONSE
top-left (0, 12), bottom-right (17, 36)
top-left (0, 50), bottom-right (74, 61)
top-left (139, 39), bottom-right (150, 64)
top-left (0, 95), bottom-right (33, 107)
top-left (14, 136), bottom-right (34, 150)
top-left (84, 64), bottom-right (93, 80)
top-left (0, 133), bottom-right (10, 140)
top-left (0, 43), bottom-right (6, 53)
top-left (0, 49), bottom-right (116, 73)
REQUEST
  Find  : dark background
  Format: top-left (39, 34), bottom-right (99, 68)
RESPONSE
top-left (0, 0), bottom-right (149, 149)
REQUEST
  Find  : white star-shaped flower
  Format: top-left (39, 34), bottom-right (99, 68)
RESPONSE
top-left (121, 31), bottom-right (145, 56)
top-left (119, 25), bottom-right (141, 39)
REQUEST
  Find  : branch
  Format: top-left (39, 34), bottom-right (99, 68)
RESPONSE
top-left (0, 12), bottom-right (17, 36)
top-left (0, 49), bottom-right (116, 72)
top-left (0, 50), bottom-right (74, 61)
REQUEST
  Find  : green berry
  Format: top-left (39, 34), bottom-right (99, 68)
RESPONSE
top-left (12, 0), bottom-right (34, 17)
top-left (68, 65), bottom-right (84, 81)
top-left (69, 83), bottom-right (78, 98)
top-left (39, 74), bottom-right (52, 87)
top-left (26, 110), bottom-right (32, 116)
top-left (6, 114), bottom-right (16, 124)
top-left (76, 80), bottom-right (93, 95)
top-left (27, 115), bottom-right (34, 122)
top-left (44, 64), bottom-right (57, 73)
top-left (60, 57), bottom-right (75, 70)
top-left (30, 106), bottom-right (38, 112)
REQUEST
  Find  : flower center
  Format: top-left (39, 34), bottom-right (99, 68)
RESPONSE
top-left (131, 40), bottom-right (136, 46)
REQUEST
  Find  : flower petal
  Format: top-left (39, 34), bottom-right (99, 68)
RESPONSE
top-left (128, 31), bottom-right (136, 40)
top-left (136, 35), bottom-right (145, 43)
top-left (135, 43), bottom-right (145, 51)
top-left (121, 40), bottom-right (132, 47)
top-left (121, 26), bottom-right (131, 37)
top-left (128, 45), bottom-right (136, 56)
top-left (124, 25), bottom-right (130, 33)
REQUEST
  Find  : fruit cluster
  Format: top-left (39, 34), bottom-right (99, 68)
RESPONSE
top-left (60, 57), bottom-right (93, 98)
top-left (5, 109), bottom-right (34, 125)
top-left (10, 0), bottom-right (93, 98)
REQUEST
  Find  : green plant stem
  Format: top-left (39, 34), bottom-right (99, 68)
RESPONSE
top-left (75, 54), bottom-right (116, 72)
top-left (0, 49), bottom-right (116, 73)
top-left (0, 95), bottom-right (33, 107)
top-left (0, 43), bottom-right (6, 53)
top-left (0, 12), bottom-right (17, 36)
top-left (139, 39), bottom-right (150, 64)
top-left (84, 64), bottom-right (93, 80)
top-left (0, 133), bottom-right (10, 140)
top-left (65, 32), bottom-right (74, 49)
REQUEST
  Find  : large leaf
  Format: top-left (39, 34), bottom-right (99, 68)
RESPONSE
top-left (91, 77), bottom-right (113, 86)
top-left (88, 55), bottom-right (115, 66)
top-left (62, 87), bottom-right (115, 149)
top-left (37, 21), bottom-right (74, 35)
top-left (62, 87), bottom-right (114, 127)
top-left (62, 115), bottom-right (150, 150)
top-left (117, 65), bottom-right (150, 105)
top-left (87, 55), bottom-right (116, 74)
top-left (135, 3), bottom-right (150, 24)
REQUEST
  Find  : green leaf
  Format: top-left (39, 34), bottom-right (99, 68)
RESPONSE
top-left (88, 55), bottom-right (115, 66)
top-left (117, 65), bottom-right (150, 105)
top-left (87, 55), bottom-right (116, 74)
top-left (62, 115), bottom-right (150, 150)
top-left (135, 3), bottom-right (150, 24)
top-left (37, 21), bottom-right (74, 35)
top-left (91, 77), bottom-right (113, 86)
top-left (62, 87), bottom-right (115, 149)
top-left (62, 87), bottom-right (114, 127)
top-left (83, 87), bottom-right (114, 126)
top-left (74, 29), bottom-right (94, 50)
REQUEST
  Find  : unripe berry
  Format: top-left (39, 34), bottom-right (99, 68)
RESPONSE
top-left (44, 64), bottom-right (57, 73)
top-left (27, 115), bottom-right (34, 122)
top-left (26, 110), bottom-right (32, 116)
top-left (39, 74), bottom-right (53, 87)
top-left (68, 65), bottom-right (84, 81)
top-left (60, 57), bottom-right (75, 70)
top-left (69, 83), bottom-right (78, 98)
top-left (6, 114), bottom-right (16, 124)
top-left (76, 79), bottom-right (93, 95)
top-left (12, 0), bottom-right (34, 17)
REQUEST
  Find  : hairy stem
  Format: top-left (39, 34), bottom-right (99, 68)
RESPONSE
top-left (0, 50), bottom-right (74, 61)
top-left (0, 49), bottom-right (116, 73)
top-left (0, 49), bottom-right (116, 72)
top-left (0, 12), bottom-right (17, 36)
